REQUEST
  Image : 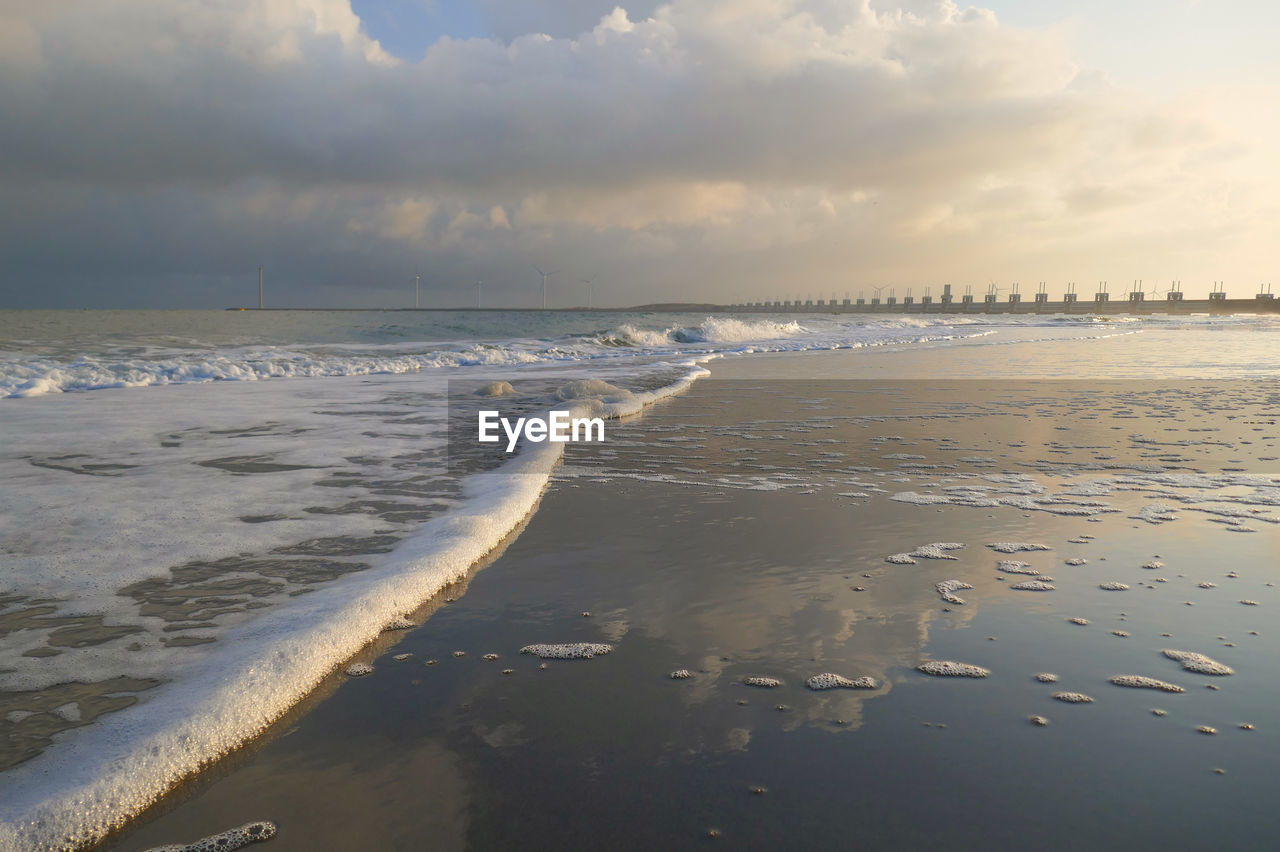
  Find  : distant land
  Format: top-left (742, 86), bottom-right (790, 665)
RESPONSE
top-left (226, 297), bottom-right (1280, 315)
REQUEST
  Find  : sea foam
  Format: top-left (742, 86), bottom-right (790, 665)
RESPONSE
top-left (887, 542), bottom-right (965, 564)
top-left (935, 580), bottom-right (974, 604)
top-left (1108, 675), bottom-right (1184, 693)
top-left (0, 363), bottom-right (707, 852)
top-left (519, 643), bottom-right (613, 659)
top-left (1161, 650), bottom-right (1234, 676)
top-left (142, 821), bottom-right (276, 852)
top-left (987, 543), bottom-right (1052, 554)
top-left (917, 661), bottom-right (990, 678)
top-left (805, 673), bottom-right (878, 690)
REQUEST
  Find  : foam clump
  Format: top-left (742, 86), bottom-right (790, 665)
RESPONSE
top-left (935, 580), bottom-right (974, 604)
top-left (912, 542), bottom-right (966, 559)
top-left (482, 653), bottom-right (499, 661)
top-left (805, 673), bottom-right (878, 690)
top-left (1053, 692), bottom-right (1094, 703)
top-left (1142, 561), bottom-right (1164, 570)
top-left (1198, 582), bottom-right (1217, 589)
top-left (476, 380), bottom-right (515, 397)
top-left (1011, 581), bottom-right (1055, 592)
top-left (1162, 650), bottom-right (1234, 675)
top-left (1240, 600), bottom-right (1260, 606)
top-left (1196, 725), bottom-right (1217, 735)
top-left (670, 669), bottom-right (693, 680)
top-left (997, 560), bottom-right (1039, 575)
top-left (556, 379), bottom-right (632, 402)
top-left (1034, 673), bottom-right (1059, 683)
top-left (1065, 558), bottom-right (1087, 566)
top-left (888, 542), bottom-right (965, 564)
top-left (143, 822), bottom-right (277, 852)
top-left (1108, 675), bottom-right (1185, 693)
top-left (1134, 504), bottom-right (1178, 523)
top-left (344, 663), bottom-right (373, 677)
top-left (1029, 715), bottom-right (1050, 726)
top-left (383, 616), bottom-right (414, 631)
top-left (743, 676), bottom-right (782, 688)
top-left (1099, 582), bottom-right (1130, 591)
top-left (1068, 617), bottom-right (1090, 625)
top-left (520, 643), bottom-right (613, 659)
top-left (917, 660), bottom-right (990, 678)
top-left (988, 542), bottom-right (1052, 554)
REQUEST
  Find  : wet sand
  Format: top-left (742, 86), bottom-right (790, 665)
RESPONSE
top-left (101, 335), bottom-right (1280, 850)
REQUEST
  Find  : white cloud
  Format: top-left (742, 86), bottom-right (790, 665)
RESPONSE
top-left (0, 0), bottom-right (1274, 307)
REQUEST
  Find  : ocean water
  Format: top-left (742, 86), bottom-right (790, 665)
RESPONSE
top-left (103, 338), bottom-right (1280, 851)
top-left (1, 308), bottom-right (1278, 849)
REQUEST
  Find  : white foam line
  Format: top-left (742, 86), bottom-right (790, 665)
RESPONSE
top-left (0, 362), bottom-right (709, 852)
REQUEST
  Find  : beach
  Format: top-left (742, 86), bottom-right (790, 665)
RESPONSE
top-left (2, 313), bottom-right (1279, 850)
top-left (9, 0), bottom-right (1280, 847)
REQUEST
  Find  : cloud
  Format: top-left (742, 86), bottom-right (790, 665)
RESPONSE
top-left (0, 0), bottom-right (1272, 307)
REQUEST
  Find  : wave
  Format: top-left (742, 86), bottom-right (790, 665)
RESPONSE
top-left (0, 362), bottom-right (710, 851)
top-left (11, 310), bottom-right (1260, 400)
top-left (670, 317), bottom-right (805, 343)
top-left (0, 347), bottom-right (548, 398)
top-left (596, 317), bottom-right (805, 347)
top-left (1047, 315), bottom-right (1144, 324)
top-left (0, 316), bottom-right (956, 398)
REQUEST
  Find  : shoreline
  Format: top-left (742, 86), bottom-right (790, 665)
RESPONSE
top-left (0, 365), bottom-right (708, 852)
top-left (94, 338), bottom-right (1280, 850)
top-left (4, 325), bottom-right (1279, 850)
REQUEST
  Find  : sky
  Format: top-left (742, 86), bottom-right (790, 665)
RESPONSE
top-left (0, 0), bottom-right (1276, 309)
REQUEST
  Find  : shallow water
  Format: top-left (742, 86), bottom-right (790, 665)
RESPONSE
top-left (101, 345), bottom-right (1280, 851)
top-left (5, 313), bottom-right (1279, 847)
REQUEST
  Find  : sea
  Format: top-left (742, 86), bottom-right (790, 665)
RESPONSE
top-left (1, 308), bottom-right (1278, 850)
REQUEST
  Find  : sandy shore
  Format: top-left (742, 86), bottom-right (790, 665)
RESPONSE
top-left (102, 333), bottom-right (1280, 850)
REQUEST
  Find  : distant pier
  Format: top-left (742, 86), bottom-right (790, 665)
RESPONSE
top-left (726, 286), bottom-right (1279, 316)
top-left (228, 284), bottom-right (1279, 314)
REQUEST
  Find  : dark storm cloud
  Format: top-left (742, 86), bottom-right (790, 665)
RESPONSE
top-left (0, 0), bottom-right (1249, 308)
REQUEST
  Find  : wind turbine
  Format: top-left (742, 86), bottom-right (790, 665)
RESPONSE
top-left (415, 273), bottom-right (420, 309)
top-left (474, 279), bottom-right (482, 309)
top-left (580, 275), bottom-right (597, 309)
top-left (534, 265), bottom-right (558, 309)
